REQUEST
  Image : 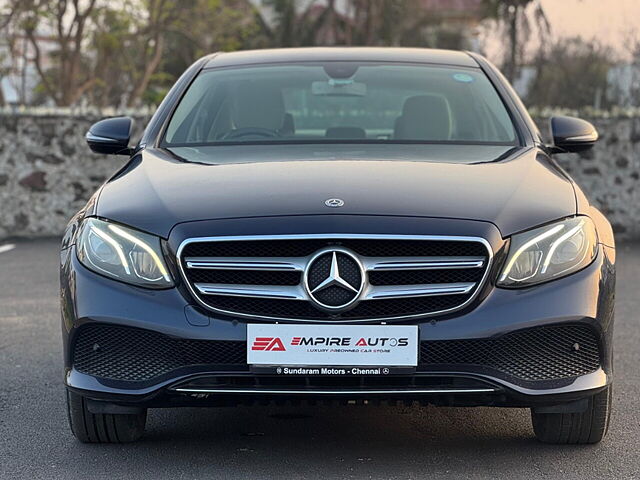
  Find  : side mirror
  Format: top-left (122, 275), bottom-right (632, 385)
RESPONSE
top-left (86, 116), bottom-right (133, 155)
top-left (549, 116), bottom-right (598, 154)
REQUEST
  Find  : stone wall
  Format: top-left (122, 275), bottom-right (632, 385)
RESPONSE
top-left (552, 117), bottom-right (640, 240)
top-left (0, 114), bottom-right (148, 239)
top-left (0, 113), bottom-right (638, 241)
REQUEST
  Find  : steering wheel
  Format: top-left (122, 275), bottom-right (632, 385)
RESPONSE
top-left (222, 127), bottom-right (280, 140)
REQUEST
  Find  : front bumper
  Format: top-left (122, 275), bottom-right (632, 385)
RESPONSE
top-left (60, 221), bottom-right (615, 408)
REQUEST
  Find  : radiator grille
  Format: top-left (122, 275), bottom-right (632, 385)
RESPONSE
top-left (179, 235), bottom-right (492, 321)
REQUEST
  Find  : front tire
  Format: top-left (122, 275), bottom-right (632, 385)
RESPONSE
top-left (66, 390), bottom-right (147, 443)
top-left (531, 386), bottom-right (612, 444)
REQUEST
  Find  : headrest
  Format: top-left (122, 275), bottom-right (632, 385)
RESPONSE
top-left (394, 95), bottom-right (451, 141)
top-left (232, 85), bottom-right (286, 131)
top-left (281, 113), bottom-right (295, 136)
top-left (325, 126), bottom-right (366, 139)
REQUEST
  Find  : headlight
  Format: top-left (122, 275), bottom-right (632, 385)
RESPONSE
top-left (497, 216), bottom-right (597, 288)
top-left (77, 218), bottom-right (173, 288)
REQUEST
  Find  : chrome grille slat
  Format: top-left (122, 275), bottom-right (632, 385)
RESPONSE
top-left (194, 283), bottom-right (306, 300)
top-left (363, 256), bottom-right (485, 271)
top-left (177, 234), bottom-right (493, 322)
top-left (185, 255), bottom-right (485, 272)
top-left (364, 282), bottom-right (476, 300)
top-left (194, 282), bottom-right (476, 301)
top-left (185, 257), bottom-right (305, 271)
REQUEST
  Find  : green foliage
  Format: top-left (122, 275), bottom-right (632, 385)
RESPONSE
top-left (1, 0), bottom-right (263, 107)
top-left (6, 0), bottom-right (613, 111)
top-left (256, 0), bottom-right (477, 49)
top-left (0, 0), bottom-right (508, 107)
top-left (150, 0), bottom-right (262, 97)
top-left (526, 37), bottom-right (613, 109)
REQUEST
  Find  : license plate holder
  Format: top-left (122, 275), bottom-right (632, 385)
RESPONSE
top-left (250, 365), bottom-right (416, 376)
top-left (247, 324), bottom-right (418, 367)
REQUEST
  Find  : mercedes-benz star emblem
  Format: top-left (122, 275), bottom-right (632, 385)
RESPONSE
top-left (324, 198), bottom-right (345, 208)
top-left (304, 248), bottom-right (365, 311)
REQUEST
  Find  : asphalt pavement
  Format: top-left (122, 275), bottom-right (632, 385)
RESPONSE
top-left (1, 239), bottom-right (639, 479)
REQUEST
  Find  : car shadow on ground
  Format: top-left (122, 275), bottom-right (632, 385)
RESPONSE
top-left (66, 404), bottom-right (606, 478)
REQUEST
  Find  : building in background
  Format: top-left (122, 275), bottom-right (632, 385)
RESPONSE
top-left (0, 20), bottom-right (57, 106)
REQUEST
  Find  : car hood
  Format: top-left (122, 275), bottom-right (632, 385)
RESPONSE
top-left (96, 144), bottom-right (576, 238)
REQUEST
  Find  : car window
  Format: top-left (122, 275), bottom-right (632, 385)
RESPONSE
top-left (164, 63), bottom-right (517, 146)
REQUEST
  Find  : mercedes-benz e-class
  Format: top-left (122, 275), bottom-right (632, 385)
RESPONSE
top-left (61, 48), bottom-right (615, 444)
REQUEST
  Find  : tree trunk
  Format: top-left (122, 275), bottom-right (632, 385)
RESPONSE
top-left (506, 6), bottom-right (519, 83)
top-left (127, 35), bottom-right (165, 107)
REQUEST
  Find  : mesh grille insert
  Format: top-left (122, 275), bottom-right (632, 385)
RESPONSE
top-left (73, 324), bottom-right (245, 382)
top-left (200, 295), bottom-right (469, 320)
top-left (73, 324), bottom-right (601, 384)
top-left (419, 325), bottom-right (600, 381)
top-left (369, 268), bottom-right (483, 286)
top-left (183, 239), bottom-right (488, 258)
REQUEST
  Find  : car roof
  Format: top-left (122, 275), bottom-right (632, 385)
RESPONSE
top-left (203, 47), bottom-right (478, 69)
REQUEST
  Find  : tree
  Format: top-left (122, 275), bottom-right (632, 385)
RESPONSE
top-left (0, 0), bottom-right (506, 107)
top-left (346, 0), bottom-right (409, 46)
top-left (482, 0), bottom-right (549, 82)
top-left (0, 3), bottom-right (13, 105)
top-left (157, 0), bottom-right (261, 91)
top-left (256, 0), bottom-right (475, 50)
top-left (526, 37), bottom-right (613, 109)
top-left (4, 0), bottom-right (99, 106)
top-left (3, 0), bottom-right (184, 107)
top-left (256, 0), bottom-right (345, 47)
top-left (0, 0), bottom-right (261, 107)
top-left (614, 34), bottom-right (640, 108)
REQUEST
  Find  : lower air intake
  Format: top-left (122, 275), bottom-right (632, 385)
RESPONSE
top-left (72, 323), bottom-right (600, 384)
top-left (420, 325), bottom-right (601, 381)
top-left (72, 324), bottom-right (245, 382)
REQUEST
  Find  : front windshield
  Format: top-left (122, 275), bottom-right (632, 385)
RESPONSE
top-left (163, 62), bottom-right (518, 146)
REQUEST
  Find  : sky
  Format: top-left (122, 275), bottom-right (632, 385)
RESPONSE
top-left (540, 0), bottom-right (640, 56)
top-left (478, 0), bottom-right (640, 65)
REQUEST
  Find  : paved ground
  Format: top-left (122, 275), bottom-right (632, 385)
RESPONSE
top-left (0, 239), bottom-right (639, 479)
